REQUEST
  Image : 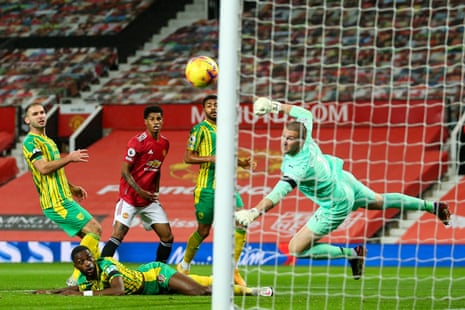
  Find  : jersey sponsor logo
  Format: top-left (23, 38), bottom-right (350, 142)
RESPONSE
top-left (145, 159), bottom-right (161, 171)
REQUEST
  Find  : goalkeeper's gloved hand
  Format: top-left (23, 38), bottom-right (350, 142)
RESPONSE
top-left (235, 208), bottom-right (261, 226)
top-left (253, 97), bottom-right (282, 116)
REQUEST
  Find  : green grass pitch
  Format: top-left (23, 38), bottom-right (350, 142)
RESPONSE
top-left (0, 263), bottom-right (464, 309)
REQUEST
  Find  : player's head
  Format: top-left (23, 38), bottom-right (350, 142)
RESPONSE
top-left (71, 245), bottom-right (97, 279)
top-left (202, 94), bottom-right (217, 123)
top-left (281, 121), bottom-right (306, 156)
top-left (23, 102), bottom-right (47, 130)
top-left (202, 94), bottom-right (217, 107)
top-left (144, 105), bottom-right (163, 136)
top-left (144, 105), bottom-right (163, 119)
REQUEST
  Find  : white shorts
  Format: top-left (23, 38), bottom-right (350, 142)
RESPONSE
top-left (113, 198), bottom-right (169, 231)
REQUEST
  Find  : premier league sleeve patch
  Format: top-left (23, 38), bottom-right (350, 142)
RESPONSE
top-left (125, 147), bottom-right (136, 162)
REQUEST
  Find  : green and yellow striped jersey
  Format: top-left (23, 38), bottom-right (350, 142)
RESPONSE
top-left (187, 119), bottom-right (216, 189)
top-left (77, 257), bottom-right (144, 295)
top-left (22, 133), bottom-right (72, 210)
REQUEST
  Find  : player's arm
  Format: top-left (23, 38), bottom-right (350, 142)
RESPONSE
top-left (153, 168), bottom-right (160, 201)
top-left (84, 276), bottom-right (125, 296)
top-left (32, 149), bottom-right (89, 175)
top-left (121, 161), bottom-right (157, 202)
top-left (184, 149), bottom-right (215, 164)
top-left (235, 178), bottom-right (295, 226)
top-left (34, 276), bottom-right (125, 296)
top-left (69, 183), bottom-right (88, 201)
top-left (33, 286), bottom-right (80, 295)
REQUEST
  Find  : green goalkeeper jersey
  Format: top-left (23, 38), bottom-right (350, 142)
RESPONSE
top-left (22, 132), bottom-right (73, 210)
top-left (186, 119), bottom-right (216, 189)
top-left (266, 106), bottom-right (345, 210)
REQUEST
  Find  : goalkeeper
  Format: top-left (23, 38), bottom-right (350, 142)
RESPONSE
top-left (236, 98), bottom-right (451, 279)
top-left (33, 245), bottom-right (273, 297)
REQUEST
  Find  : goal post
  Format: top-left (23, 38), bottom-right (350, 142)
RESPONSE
top-left (217, 0), bottom-right (464, 309)
top-left (213, 0), bottom-right (241, 309)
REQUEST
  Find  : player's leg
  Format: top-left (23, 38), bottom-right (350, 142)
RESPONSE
top-left (140, 201), bottom-right (174, 263)
top-left (187, 273), bottom-right (273, 296)
top-left (151, 223), bottom-right (174, 263)
top-left (79, 218), bottom-right (102, 259)
top-left (101, 199), bottom-right (134, 257)
top-left (233, 192), bottom-right (247, 286)
top-left (348, 170), bottom-right (451, 225)
top-left (178, 189), bottom-right (213, 274)
top-left (177, 223), bottom-right (211, 274)
top-left (169, 273), bottom-right (211, 295)
top-left (47, 200), bottom-right (102, 286)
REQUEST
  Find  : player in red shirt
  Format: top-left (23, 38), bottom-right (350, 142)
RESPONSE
top-left (101, 105), bottom-right (174, 262)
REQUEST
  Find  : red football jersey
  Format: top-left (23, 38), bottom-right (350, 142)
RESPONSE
top-left (119, 130), bottom-right (169, 207)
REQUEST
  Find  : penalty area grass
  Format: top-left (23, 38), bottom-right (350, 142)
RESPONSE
top-left (0, 263), bottom-right (464, 310)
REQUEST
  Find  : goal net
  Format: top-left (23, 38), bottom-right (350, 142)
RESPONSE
top-left (231, 0), bottom-right (465, 309)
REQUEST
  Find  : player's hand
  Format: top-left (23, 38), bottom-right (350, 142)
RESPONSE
top-left (254, 97), bottom-right (282, 116)
top-left (235, 208), bottom-right (260, 226)
top-left (68, 149), bottom-right (89, 163)
top-left (238, 157), bottom-right (257, 171)
top-left (71, 185), bottom-right (87, 201)
top-left (139, 189), bottom-right (159, 203)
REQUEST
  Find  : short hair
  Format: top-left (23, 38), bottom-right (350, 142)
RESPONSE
top-left (202, 94), bottom-right (217, 106)
top-left (24, 102), bottom-right (45, 116)
top-left (144, 105), bottom-right (163, 119)
top-left (286, 121), bottom-right (307, 140)
top-left (71, 245), bottom-right (91, 261)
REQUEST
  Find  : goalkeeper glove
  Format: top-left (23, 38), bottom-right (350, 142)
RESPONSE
top-left (253, 97), bottom-right (282, 115)
top-left (235, 208), bottom-right (261, 226)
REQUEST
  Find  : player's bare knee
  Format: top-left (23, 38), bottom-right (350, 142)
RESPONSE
top-left (88, 219), bottom-right (102, 236)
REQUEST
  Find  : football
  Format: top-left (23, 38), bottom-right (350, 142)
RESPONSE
top-left (185, 56), bottom-right (218, 88)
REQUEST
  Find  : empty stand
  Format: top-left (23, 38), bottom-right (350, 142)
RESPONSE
top-left (0, 156), bottom-right (17, 185)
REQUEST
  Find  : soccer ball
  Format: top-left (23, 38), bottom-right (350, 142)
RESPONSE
top-left (185, 56), bottom-right (218, 88)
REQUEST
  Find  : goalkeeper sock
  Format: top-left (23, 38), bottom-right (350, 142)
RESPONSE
top-left (294, 243), bottom-right (347, 259)
top-left (234, 229), bottom-right (247, 265)
top-left (183, 231), bottom-right (204, 265)
top-left (156, 240), bottom-right (173, 263)
top-left (101, 237), bottom-right (121, 257)
top-left (80, 233), bottom-right (101, 259)
top-left (382, 193), bottom-right (434, 213)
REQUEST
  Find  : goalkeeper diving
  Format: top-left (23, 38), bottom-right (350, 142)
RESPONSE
top-left (236, 97), bottom-right (451, 279)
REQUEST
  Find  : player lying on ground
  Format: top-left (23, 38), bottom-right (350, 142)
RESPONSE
top-left (236, 97), bottom-right (451, 280)
top-left (33, 246), bottom-right (273, 297)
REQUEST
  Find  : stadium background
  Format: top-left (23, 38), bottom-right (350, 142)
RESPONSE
top-left (0, 0), bottom-right (463, 267)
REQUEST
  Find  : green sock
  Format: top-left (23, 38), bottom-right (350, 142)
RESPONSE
top-left (382, 193), bottom-right (433, 213)
top-left (295, 243), bottom-right (348, 259)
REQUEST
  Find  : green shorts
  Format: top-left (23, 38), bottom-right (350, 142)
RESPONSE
top-left (194, 188), bottom-right (244, 224)
top-left (43, 198), bottom-right (93, 237)
top-left (137, 262), bottom-right (177, 295)
top-left (306, 170), bottom-right (376, 235)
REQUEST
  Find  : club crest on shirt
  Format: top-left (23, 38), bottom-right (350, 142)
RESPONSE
top-left (157, 274), bottom-right (166, 283)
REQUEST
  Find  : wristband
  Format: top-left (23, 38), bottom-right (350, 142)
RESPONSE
top-left (83, 290), bottom-right (93, 296)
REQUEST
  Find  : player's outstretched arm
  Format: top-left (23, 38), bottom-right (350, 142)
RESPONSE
top-left (33, 149), bottom-right (89, 175)
top-left (253, 97), bottom-right (293, 116)
top-left (33, 286), bottom-right (80, 295)
top-left (235, 197), bottom-right (274, 226)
